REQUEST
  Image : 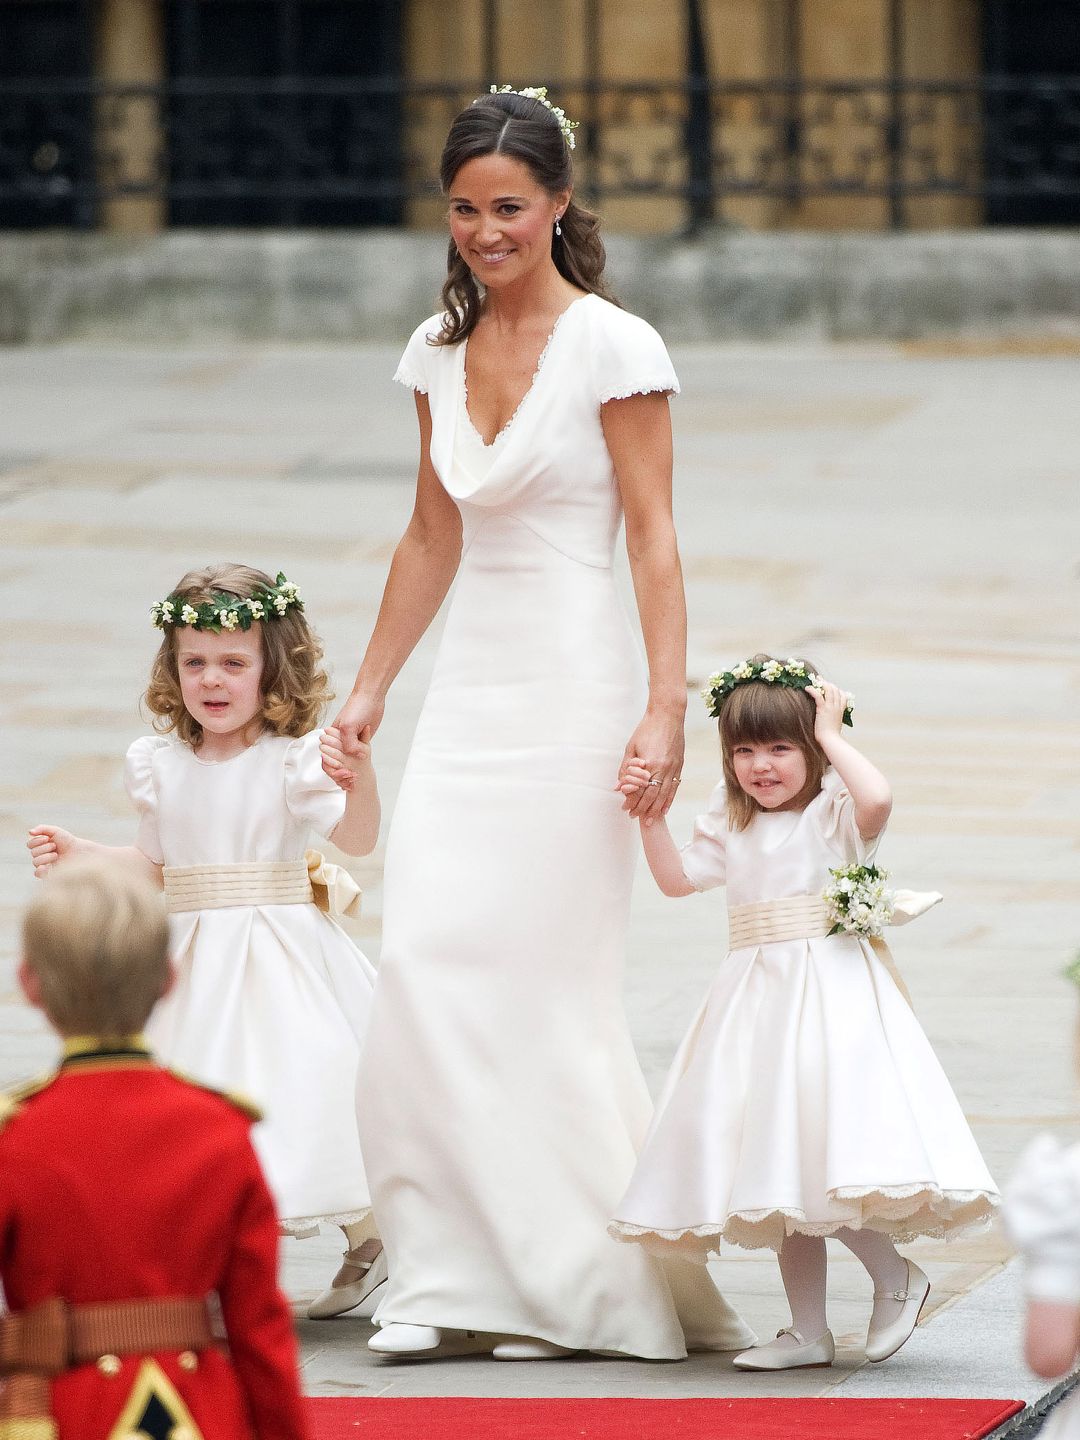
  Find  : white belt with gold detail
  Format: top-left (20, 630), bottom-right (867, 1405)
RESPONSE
top-left (163, 850), bottom-right (361, 919)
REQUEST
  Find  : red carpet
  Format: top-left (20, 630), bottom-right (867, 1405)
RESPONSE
top-left (307, 1397), bottom-right (1024, 1439)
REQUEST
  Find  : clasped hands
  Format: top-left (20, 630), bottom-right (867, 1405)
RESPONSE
top-left (319, 725), bottom-right (372, 793)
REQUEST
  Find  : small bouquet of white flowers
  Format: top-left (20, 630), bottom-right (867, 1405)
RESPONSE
top-left (823, 863), bottom-right (894, 938)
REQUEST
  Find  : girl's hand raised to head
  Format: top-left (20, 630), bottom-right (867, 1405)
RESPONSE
top-left (320, 725), bottom-right (372, 793)
top-left (26, 825), bottom-right (81, 879)
top-left (807, 680), bottom-right (849, 743)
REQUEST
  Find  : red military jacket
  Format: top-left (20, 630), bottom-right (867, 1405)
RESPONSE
top-left (0, 1038), bottom-right (309, 1440)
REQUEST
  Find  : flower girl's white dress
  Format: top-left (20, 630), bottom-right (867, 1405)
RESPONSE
top-left (127, 730), bottom-right (376, 1234)
top-left (610, 769), bottom-right (999, 1253)
top-left (1006, 1136), bottom-right (1080, 1438)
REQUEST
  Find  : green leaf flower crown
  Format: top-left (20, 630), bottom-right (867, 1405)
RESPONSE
top-left (488, 85), bottom-right (578, 150)
top-left (702, 656), bottom-right (854, 726)
top-left (150, 572), bottom-right (303, 634)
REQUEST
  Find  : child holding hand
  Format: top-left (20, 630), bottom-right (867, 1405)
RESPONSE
top-left (610, 655), bottom-right (999, 1369)
top-left (27, 564), bottom-right (385, 1321)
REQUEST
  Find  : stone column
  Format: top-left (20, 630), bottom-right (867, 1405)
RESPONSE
top-left (95, 0), bottom-right (166, 232)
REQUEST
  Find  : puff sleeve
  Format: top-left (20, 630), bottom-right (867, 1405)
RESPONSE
top-left (393, 313), bottom-right (441, 395)
top-left (679, 781), bottom-right (729, 892)
top-left (1005, 1135), bottom-right (1080, 1303)
top-left (283, 731), bottom-right (347, 839)
top-left (814, 766), bottom-right (883, 865)
top-left (124, 736), bottom-right (167, 866)
top-left (589, 304), bottom-right (680, 406)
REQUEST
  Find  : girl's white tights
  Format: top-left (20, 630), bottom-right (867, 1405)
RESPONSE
top-left (341, 1211), bottom-right (380, 1253)
top-left (779, 1228), bottom-right (909, 1339)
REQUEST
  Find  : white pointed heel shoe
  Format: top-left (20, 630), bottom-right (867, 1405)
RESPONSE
top-left (368, 1323), bottom-right (443, 1355)
top-left (307, 1240), bottom-right (388, 1320)
top-left (367, 1323), bottom-right (492, 1358)
top-left (492, 1338), bottom-right (579, 1361)
top-left (865, 1259), bottom-right (930, 1362)
top-left (732, 1327), bottom-right (836, 1371)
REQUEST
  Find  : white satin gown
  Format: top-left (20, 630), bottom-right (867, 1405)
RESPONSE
top-left (357, 294), bottom-right (754, 1358)
top-left (127, 731), bottom-right (376, 1234)
top-left (610, 770), bottom-right (1000, 1255)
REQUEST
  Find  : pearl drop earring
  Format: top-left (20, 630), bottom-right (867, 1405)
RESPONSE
top-left (554, 214), bottom-right (562, 237)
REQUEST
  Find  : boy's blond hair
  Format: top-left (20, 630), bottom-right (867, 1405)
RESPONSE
top-left (22, 862), bottom-right (170, 1036)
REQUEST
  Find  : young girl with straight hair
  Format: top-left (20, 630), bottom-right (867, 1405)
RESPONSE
top-left (27, 563), bottom-right (387, 1321)
top-left (610, 655), bottom-right (999, 1369)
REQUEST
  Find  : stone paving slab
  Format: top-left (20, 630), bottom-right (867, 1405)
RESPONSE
top-left (1, 341), bottom-right (1078, 1413)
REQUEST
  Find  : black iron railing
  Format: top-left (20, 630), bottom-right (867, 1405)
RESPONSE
top-left (2, 76), bottom-right (1079, 228)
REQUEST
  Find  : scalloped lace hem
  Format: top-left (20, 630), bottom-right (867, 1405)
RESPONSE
top-left (609, 1184), bottom-right (1000, 1254)
top-left (279, 1207), bottom-right (371, 1238)
top-left (599, 379), bottom-right (681, 404)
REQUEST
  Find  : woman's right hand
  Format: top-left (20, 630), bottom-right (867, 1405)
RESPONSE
top-left (328, 690), bottom-right (385, 765)
top-left (26, 825), bottom-right (81, 878)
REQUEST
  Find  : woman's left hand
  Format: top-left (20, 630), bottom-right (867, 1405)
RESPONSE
top-left (618, 711), bottom-right (684, 823)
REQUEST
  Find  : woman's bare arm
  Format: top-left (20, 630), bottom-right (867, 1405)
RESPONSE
top-left (602, 390), bottom-right (687, 825)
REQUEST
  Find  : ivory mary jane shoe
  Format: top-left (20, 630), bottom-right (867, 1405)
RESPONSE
top-left (492, 1338), bottom-right (579, 1361)
top-left (732, 1327), bottom-right (836, 1371)
top-left (367, 1323), bottom-right (492, 1358)
top-left (865, 1259), bottom-right (930, 1363)
top-left (307, 1241), bottom-right (388, 1320)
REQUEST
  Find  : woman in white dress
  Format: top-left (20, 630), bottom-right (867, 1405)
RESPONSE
top-left (332, 87), bottom-right (754, 1361)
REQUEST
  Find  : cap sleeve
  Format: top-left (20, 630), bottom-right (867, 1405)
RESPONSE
top-left (124, 736), bottom-right (168, 866)
top-left (813, 767), bottom-right (883, 865)
top-left (589, 302), bottom-right (680, 406)
top-left (284, 731), bottom-right (347, 838)
top-left (679, 781), bottom-right (729, 892)
top-left (1005, 1135), bottom-right (1080, 1303)
top-left (393, 313), bottom-right (442, 395)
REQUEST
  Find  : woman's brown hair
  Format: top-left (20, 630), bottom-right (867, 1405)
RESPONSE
top-left (719, 655), bottom-right (827, 831)
top-left (144, 563), bottom-right (332, 748)
top-left (434, 89), bottom-right (618, 347)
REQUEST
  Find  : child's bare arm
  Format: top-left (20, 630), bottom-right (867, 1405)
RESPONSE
top-left (639, 815), bottom-right (697, 897)
top-left (26, 826), bottom-right (163, 886)
top-left (808, 681), bottom-right (892, 840)
top-left (320, 726), bottom-right (380, 856)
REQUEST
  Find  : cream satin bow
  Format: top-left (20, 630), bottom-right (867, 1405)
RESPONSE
top-left (871, 889), bottom-right (944, 1006)
top-left (305, 849), bottom-right (363, 920)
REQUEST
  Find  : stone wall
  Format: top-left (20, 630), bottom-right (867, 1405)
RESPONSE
top-left (2, 229), bottom-right (1080, 345)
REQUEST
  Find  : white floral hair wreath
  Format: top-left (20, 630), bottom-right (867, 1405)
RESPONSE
top-left (151, 572), bottom-right (303, 634)
top-left (703, 656), bottom-right (854, 726)
top-left (488, 85), bottom-right (578, 150)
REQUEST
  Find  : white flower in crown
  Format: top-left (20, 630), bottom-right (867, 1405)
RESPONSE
top-left (279, 582), bottom-right (301, 602)
top-left (180, 604), bottom-right (199, 625)
top-left (785, 659), bottom-right (806, 675)
top-left (220, 609), bottom-right (240, 632)
top-left (732, 662), bottom-right (754, 681)
top-left (489, 85), bottom-right (578, 149)
top-left (273, 595), bottom-right (288, 615)
top-left (248, 599), bottom-right (265, 620)
top-left (761, 660), bottom-right (783, 681)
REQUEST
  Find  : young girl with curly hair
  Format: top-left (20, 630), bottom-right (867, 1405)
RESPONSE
top-left (610, 656), bottom-right (999, 1370)
top-left (27, 564), bottom-right (387, 1321)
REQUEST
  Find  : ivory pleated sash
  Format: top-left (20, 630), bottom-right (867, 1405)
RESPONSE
top-left (163, 852), bottom-right (363, 919)
top-left (164, 860), bottom-right (313, 914)
top-left (727, 895), bottom-right (833, 950)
